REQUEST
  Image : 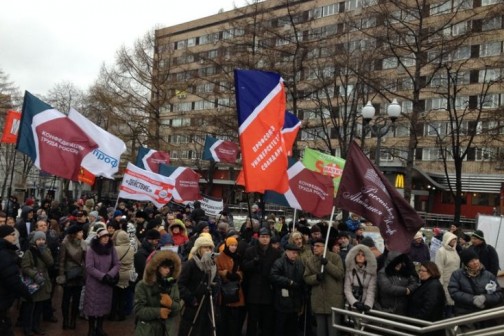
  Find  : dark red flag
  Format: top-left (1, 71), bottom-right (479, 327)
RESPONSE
top-left (335, 141), bottom-right (424, 253)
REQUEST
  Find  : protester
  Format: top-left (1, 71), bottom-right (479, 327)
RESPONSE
top-left (344, 244), bottom-right (377, 313)
top-left (168, 218), bottom-right (189, 246)
top-left (84, 228), bottom-right (120, 336)
top-left (134, 229), bottom-right (161, 283)
top-left (408, 231), bottom-right (430, 264)
top-left (0, 225), bottom-right (31, 336)
top-left (434, 232), bottom-right (460, 318)
top-left (468, 230), bottom-right (500, 276)
top-left (110, 230), bottom-right (135, 321)
top-left (134, 249), bottom-right (181, 336)
top-left (16, 206), bottom-right (36, 251)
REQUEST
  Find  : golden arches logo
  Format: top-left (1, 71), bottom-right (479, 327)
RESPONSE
top-left (395, 174), bottom-right (404, 189)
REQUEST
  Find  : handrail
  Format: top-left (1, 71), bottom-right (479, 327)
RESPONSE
top-left (332, 306), bottom-right (504, 335)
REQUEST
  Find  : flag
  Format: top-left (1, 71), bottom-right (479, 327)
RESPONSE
top-left (16, 91), bottom-right (98, 181)
top-left (235, 69), bottom-right (289, 194)
top-left (68, 108), bottom-right (126, 179)
top-left (135, 146), bottom-right (171, 173)
top-left (335, 141), bottom-right (425, 253)
top-left (282, 111), bottom-right (301, 156)
top-left (302, 148), bottom-right (345, 197)
top-left (1, 110), bottom-right (21, 143)
top-left (118, 162), bottom-right (175, 208)
top-left (77, 167), bottom-right (96, 186)
top-left (199, 194), bottom-right (224, 217)
top-left (202, 135), bottom-right (239, 163)
top-left (159, 164), bottom-right (200, 202)
top-left (264, 160), bottom-right (334, 217)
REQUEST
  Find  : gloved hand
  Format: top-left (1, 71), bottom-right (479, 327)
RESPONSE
top-left (353, 302), bottom-right (365, 312)
top-left (363, 305), bottom-right (371, 312)
top-left (34, 273), bottom-right (45, 285)
top-left (316, 272), bottom-right (325, 282)
top-left (160, 293), bottom-right (173, 308)
top-left (320, 257), bottom-right (328, 265)
top-left (473, 294), bottom-right (486, 309)
top-left (226, 272), bottom-right (241, 281)
top-left (160, 307), bottom-right (170, 319)
top-left (102, 274), bottom-right (114, 285)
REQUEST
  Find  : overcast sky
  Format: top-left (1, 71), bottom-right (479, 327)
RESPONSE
top-left (0, 0), bottom-right (242, 97)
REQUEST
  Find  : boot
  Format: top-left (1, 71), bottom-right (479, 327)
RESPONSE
top-left (95, 317), bottom-right (108, 336)
top-left (62, 315), bottom-right (70, 330)
top-left (69, 306), bottom-right (77, 329)
top-left (87, 317), bottom-right (96, 336)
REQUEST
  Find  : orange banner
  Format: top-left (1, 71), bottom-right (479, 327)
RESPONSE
top-left (1, 110), bottom-right (21, 143)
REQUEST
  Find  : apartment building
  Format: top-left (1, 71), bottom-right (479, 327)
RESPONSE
top-left (154, 0), bottom-right (504, 219)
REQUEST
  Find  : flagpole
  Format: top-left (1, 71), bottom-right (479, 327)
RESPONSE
top-left (321, 206), bottom-right (336, 273)
top-left (7, 147), bottom-right (17, 199)
top-left (246, 193), bottom-right (253, 227)
top-left (291, 208), bottom-right (297, 233)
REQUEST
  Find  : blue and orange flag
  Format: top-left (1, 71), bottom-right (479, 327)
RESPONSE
top-left (234, 69), bottom-right (289, 194)
top-left (282, 111), bottom-right (301, 156)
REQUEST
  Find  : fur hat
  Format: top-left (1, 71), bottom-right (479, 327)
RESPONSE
top-left (96, 227), bottom-right (110, 238)
top-left (0, 225), bottom-right (15, 238)
top-left (66, 224), bottom-right (83, 235)
top-left (459, 248), bottom-right (479, 266)
top-left (143, 249), bottom-right (181, 284)
top-left (472, 230), bottom-right (485, 241)
top-left (30, 231), bottom-right (46, 244)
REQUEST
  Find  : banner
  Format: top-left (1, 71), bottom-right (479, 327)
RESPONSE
top-left (159, 164), bottom-right (200, 203)
top-left (264, 160), bottom-right (334, 217)
top-left (302, 147), bottom-right (345, 197)
top-left (202, 135), bottom-right (239, 163)
top-left (77, 167), bottom-right (96, 186)
top-left (135, 146), bottom-right (171, 173)
top-left (1, 110), bottom-right (21, 144)
top-left (235, 69), bottom-right (289, 194)
top-left (335, 141), bottom-right (424, 253)
top-left (199, 194), bottom-right (224, 217)
top-left (118, 162), bottom-right (175, 208)
top-left (16, 91), bottom-right (98, 181)
top-left (68, 108), bottom-right (126, 179)
top-left (282, 111), bottom-right (301, 156)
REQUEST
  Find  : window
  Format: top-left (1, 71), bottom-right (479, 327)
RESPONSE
top-left (422, 148), bottom-right (442, 161)
top-left (176, 40), bottom-right (187, 49)
top-left (480, 41), bottom-right (503, 57)
top-left (401, 101), bottom-right (413, 114)
top-left (322, 4), bottom-right (338, 17)
top-left (208, 49), bottom-right (218, 59)
top-left (427, 98), bottom-right (448, 110)
top-left (471, 193), bottom-right (499, 206)
top-left (345, 0), bottom-right (362, 11)
top-left (479, 94), bottom-right (501, 109)
top-left (425, 122), bottom-right (446, 136)
top-left (187, 37), bottom-right (196, 47)
top-left (451, 22), bottom-right (469, 36)
top-left (478, 68), bottom-right (502, 83)
top-left (475, 148), bottom-right (496, 161)
top-left (383, 57), bottom-right (398, 69)
top-left (452, 46), bottom-right (471, 60)
top-left (174, 102), bottom-right (192, 112)
top-left (430, 1), bottom-right (451, 15)
top-left (482, 0), bottom-right (499, 5)
top-left (394, 125), bottom-right (410, 137)
top-left (454, 96), bottom-right (469, 109)
top-left (482, 16), bottom-right (502, 31)
top-left (171, 118), bottom-right (191, 127)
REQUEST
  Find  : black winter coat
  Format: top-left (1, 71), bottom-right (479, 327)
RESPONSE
top-left (0, 239), bottom-right (31, 310)
top-left (468, 244), bottom-right (500, 276)
top-left (242, 244), bottom-right (281, 305)
top-left (270, 255), bottom-right (305, 313)
top-left (408, 277), bottom-right (445, 321)
top-left (134, 239), bottom-right (156, 283)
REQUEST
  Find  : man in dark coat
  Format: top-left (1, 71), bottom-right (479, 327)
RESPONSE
top-left (191, 201), bottom-right (207, 223)
top-left (468, 230), bottom-right (500, 276)
top-left (270, 243), bottom-right (305, 335)
top-left (242, 228), bottom-right (281, 336)
top-left (134, 229), bottom-right (161, 283)
top-left (0, 225), bottom-right (31, 336)
top-left (16, 206), bottom-right (36, 251)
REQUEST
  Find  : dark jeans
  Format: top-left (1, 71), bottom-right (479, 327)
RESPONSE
top-left (275, 311), bottom-right (298, 335)
top-left (0, 309), bottom-right (14, 336)
top-left (220, 306), bottom-right (246, 336)
top-left (246, 303), bottom-right (275, 336)
top-left (110, 286), bottom-right (127, 319)
top-left (22, 301), bottom-right (43, 334)
top-left (62, 285), bottom-right (82, 319)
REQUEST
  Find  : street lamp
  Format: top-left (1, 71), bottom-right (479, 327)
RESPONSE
top-left (361, 99), bottom-right (401, 167)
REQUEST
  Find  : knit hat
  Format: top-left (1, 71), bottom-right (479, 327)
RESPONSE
top-left (59, 216), bottom-right (70, 226)
top-left (0, 225), bottom-right (15, 238)
top-left (285, 243), bottom-right (301, 251)
top-left (472, 230), bottom-right (485, 241)
top-left (145, 229), bottom-right (161, 240)
top-left (361, 236), bottom-right (376, 248)
top-left (30, 231), bottom-right (46, 244)
top-left (67, 224), bottom-right (83, 235)
top-left (89, 211), bottom-right (99, 219)
top-left (225, 236), bottom-right (238, 247)
top-left (414, 231), bottom-right (423, 240)
top-left (459, 248), bottom-right (479, 266)
top-left (194, 232), bottom-right (215, 250)
top-left (160, 233), bottom-right (174, 246)
top-left (310, 225), bottom-right (321, 233)
top-left (259, 227), bottom-right (271, 236)
top-left (113, 210), bottom-right (123, 218)
top-left (432, 227), bottom-right (442, 236)
top-left (96, 227), bottom-right (110, 238)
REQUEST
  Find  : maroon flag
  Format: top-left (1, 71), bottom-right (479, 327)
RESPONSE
top-left (335, 141), bottom-right (424, 253)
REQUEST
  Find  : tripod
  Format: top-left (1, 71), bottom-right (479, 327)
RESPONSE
top-left (188, 270), bottom-right (217, 336)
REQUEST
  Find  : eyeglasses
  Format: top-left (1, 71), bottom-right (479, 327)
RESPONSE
top-left (10, 232), bottom-right (16, 236)
top-left (418, 269), bottom-right (428, 273)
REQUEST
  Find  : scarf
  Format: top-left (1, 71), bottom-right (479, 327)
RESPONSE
top-left (193, 253), bottom-right (217, 283)
top-left (465, 264), bottom-right (483, 278)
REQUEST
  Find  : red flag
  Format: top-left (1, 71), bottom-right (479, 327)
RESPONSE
top-left (235, 69), bottom-right (289, 194)
top-left (77, 167), bottom-right (96, 186)
top-left (335, 141), bottom-right (424, 253)
top-left (1, 110), bottom-right (21, 143)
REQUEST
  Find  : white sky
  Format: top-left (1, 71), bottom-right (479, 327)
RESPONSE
top-left (0, 0), bottom-right (242, 97)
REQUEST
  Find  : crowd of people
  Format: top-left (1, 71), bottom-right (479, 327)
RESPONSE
top-left (0, 196), bottom-right (503, 336)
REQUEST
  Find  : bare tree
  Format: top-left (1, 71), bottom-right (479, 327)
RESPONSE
top-left (44, 81), bottom-right (85, 113)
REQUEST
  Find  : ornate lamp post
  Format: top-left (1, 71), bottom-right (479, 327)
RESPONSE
top-left (361, 99), bottom-right (401, 167)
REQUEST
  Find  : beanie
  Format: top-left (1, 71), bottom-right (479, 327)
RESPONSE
top-left (113, 210), bottom-right (123, 218)
top-left (0, 225), bottom-right (15, 238)
top-left (30, 231), bottom-right (46, 244)
top-left (414, 231), bottom-right (423, 240)
top-left (459, 248), bottom-right (479, 266)
top-left (472, 230), bottom-right (485, 241)
top-left (160, 233), bottom-right (174, 246)
top-left (225, 236), bottom-right (238, 247)
top-left (66, 224), bottom-right (83, 235)
top-left (310, 225), bottom-right (321, 233)
top-left (361, 236), bottom-right (376, 248)
top-left (194, 232), bottom-right (215, 250)
top-left (145, 229), bottom-right (161, 240)
top-left (96, 227), bottom-right (110, 238)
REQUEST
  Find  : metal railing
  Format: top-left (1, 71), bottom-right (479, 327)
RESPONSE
top-left (332, 306), bottom-right (504, 336)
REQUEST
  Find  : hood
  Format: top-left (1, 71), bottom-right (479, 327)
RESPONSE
top-left (115, 230), bottom-right (130, 246)
top-left (20, 206), bottom-right (33, 220)
top-left (169, 219), bottom-right (188, 236)
top-left (143, 249), bottom-right (181, 285)
top-left (345, 244), bottom-right (377, 275)
top-left (442, 231), bottom-right (458, 250)
top-left (384, 252), bottom-right (416, 277)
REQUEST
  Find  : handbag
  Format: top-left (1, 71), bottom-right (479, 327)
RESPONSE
top-left (21, 273), bottom-right (42, 295)
top-left (221, 281), bottom-right (240, 304)
top-left (66, 265), bottom-right (84, 280)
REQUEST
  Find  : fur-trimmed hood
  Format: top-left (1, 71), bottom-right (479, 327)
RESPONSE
top-left (143, 249), bottom-right (181, 285)
top-left (168, 219), bottom-right (188, 236)
top-left (384, 251), bottom-right (416, 277)
top-left (345, 244), bottom-right (377, 275)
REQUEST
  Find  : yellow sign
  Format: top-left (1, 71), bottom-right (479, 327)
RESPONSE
top-left (395, 173), bottom-right (404, 189)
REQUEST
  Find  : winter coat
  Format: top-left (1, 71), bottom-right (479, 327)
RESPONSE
top-left (242, 243), bottom-right (282, 305)
top-left (16, 206), bottom-right (35, 250)
top-left (83, 238), bottom-right (120, 317)
top-left (168, 220), bottom-right (189, 246)
top-left (408, 277), bottom-right (445, 322)
top-left (215, 247), bottom-right (245, 307)
top-left (468, 243), bottom-right (500, 276)
top-left (304, 251), bottom-right (345, 314)
top-left (0, 238), bottom-right (30, 310)
top-left (58, 235), bottom-right (86, 287)
top-left (115, 230), bottom-right (135, 289)
top-left (134, 239), bottom-right (156, 284)
top-left (376, 252), bottom-right (419, 315)
top-left (344, 244), bottom-right (377, 308)
top-left (134, 250), bottom-right (181, 336)
top-left (448, 266), bottom-right (503, 316)
top-left (408, 240), bottom-right (430, 263)
top-left (434, 232), bottom-right (460, 305)
top-left (21, 244), bottom-right (54, 302)
top-left (270, 254), bottom-right (305, 313)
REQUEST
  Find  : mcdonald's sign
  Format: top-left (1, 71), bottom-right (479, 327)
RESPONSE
top-left (395, 173), bottom-right (405, 189)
